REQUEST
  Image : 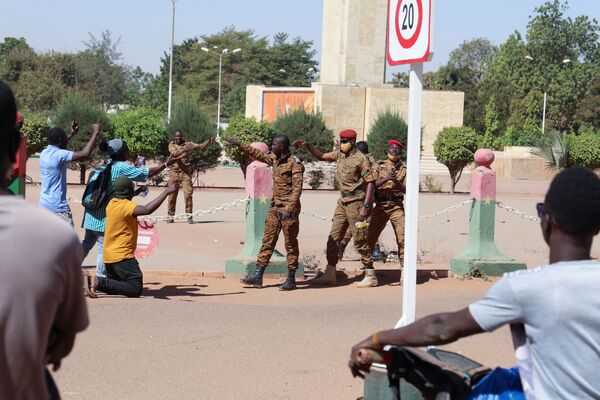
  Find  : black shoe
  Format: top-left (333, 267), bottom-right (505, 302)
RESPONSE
top-left (372, 243), bottom-right (383, 262)
top-left (279, 270), bottom-right (297, 291)
top-left (166, 217), bottom-right (174, 224)
top-left (338, 242), bottom-right (347, 260)
top-left (241, 266), bottom-right (265, 288)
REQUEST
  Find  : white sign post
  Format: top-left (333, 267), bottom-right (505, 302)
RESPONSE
top-left (386, 0), bottom-right (434, 328)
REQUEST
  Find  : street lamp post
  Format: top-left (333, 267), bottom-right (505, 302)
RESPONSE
top-left (525, 56), bottom-right (571, 134)
top-left (201, 47), bottom-right (242, 137)
top-left (167, 0), bottom-right (177, 122)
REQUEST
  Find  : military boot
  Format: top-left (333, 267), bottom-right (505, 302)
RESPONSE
top-left (372, 243), bottom-right (383, 261)
top-left (357, 269), bottom-right (378, 288)
top-left (338, 241), bottom-right (347, 260)
top-left (311, 265), bottom-right (337, 285)
top-left (279, 270), bottom-right (297, 291)
top-left (241, 266), bottom-right (266, 288)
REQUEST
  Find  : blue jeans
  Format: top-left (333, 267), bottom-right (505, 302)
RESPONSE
top-left (82, 229), bottom-right (106, 277)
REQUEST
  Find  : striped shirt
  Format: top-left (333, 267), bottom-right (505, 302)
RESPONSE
top-left (82, 161), bottom-right (149, 232)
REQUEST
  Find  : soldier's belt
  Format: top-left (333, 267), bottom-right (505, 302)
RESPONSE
top-left (375, 194), bottom-right (404, 202)
top-left (341, 189), bottom-right (365, 198)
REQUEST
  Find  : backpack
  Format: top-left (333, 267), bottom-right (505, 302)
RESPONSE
top-left (82, 162), bottom-right (115, 210)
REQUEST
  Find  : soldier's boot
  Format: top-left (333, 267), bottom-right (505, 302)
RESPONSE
top-left (372, 243), bottom-right (383, 262)
top-left (279, 270), bottom-right (297, 291)
top-left (338, 241), bottom-right (347, 260)
top-left (312, 265), bottom-right (337, 285)
top-left (357, 269), bottom-right (378, 288)
top-left (187, 216), bottom-right (193, 224)
top-left (241, 266), bottom-right (265, 288)
top-left (166, 216), bottom-right (174, 224)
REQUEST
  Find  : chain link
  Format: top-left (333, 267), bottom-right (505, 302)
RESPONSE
top-left (141, 197), bottom-right (250, 223)
top-left (300, 210), bottom-right (331, 221)
top-left (418, 199), bottom-right (473, 220)
top-left (495, 201), bottom-right (540, 223)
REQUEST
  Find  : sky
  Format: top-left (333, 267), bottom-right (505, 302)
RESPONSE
top-left (1, 0), bottom-right (598, 77)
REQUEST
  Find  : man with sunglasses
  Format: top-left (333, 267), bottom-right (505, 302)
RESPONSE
top-left (294, 129), bottom-right (375, 285)
top-left (349, 167), bottom-right (600, 399)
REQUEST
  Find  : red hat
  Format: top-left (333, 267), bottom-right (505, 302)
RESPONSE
top-left (339, 129), bottom-right (357, 139)
top-left (16, 111), bottom-right (24, 122)
top-left (389, 139), bottom-right (404, 148)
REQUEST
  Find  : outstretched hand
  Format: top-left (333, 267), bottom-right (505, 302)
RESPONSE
top-left (91, 123), bottom-right (101, 135)
top-left (222, 137), bottom-right (240, 146)
top-left (293, 139), bottom-right (307, 149)
top-left (348, 336), bottom-right (380, 379)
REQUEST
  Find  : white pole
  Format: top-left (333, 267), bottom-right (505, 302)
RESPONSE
top-left (396, 62), bottom-right (423, 328)
top-left (542, 91), bottom-right (547, 134)
top-left (216, 53), bottom-right (223, 138)
top-left (167, 0), bottom-right (176, 122)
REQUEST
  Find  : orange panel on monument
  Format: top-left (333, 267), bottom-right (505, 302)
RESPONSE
top-left (262, 91), bottom-right (315, 122)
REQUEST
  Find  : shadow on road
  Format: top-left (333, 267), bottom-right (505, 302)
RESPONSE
top-left (142, 284), bottom-right (245, 300)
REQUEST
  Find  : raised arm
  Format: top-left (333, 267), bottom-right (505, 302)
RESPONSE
top-left (190, 136), bottom-right (215, 151)
top-left (222, 137), bottom-right (275, 165)
top-left (133, 182), bottom-right (178, 217)
top-left (293, 140), bottom-right (336, 162)
top-left (71, 123), bottom-right (101, 162)
top-left (147, 156), bottom-right (177, 178)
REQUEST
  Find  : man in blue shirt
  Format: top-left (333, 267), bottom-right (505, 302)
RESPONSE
top-left (39, 122), bottom-right (101, 225)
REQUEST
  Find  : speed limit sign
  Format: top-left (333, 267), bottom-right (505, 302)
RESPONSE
top-left (387, 0), bottom-right (433, 65)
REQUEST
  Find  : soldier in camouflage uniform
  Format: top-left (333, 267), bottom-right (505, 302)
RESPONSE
top-left (360, 139), bottom-right (407, 287)
top-left (294, 129), bottom-right (375, 286)
top-left (167, 131), bottom-right (214, 223)
top-left (223, 135), bottom-right (304, 291)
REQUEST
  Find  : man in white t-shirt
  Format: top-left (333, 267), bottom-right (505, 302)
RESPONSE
top-left (0, 81), bottom-right (89, 398)
top-left (349, 167), bottom-right (600, 399)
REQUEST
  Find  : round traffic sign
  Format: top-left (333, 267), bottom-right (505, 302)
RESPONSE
top-left (395, 0), bottom-right (423, 49)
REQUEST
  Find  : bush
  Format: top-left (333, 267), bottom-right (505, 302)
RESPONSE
top-left (271, 108), bottom-right (333, 161)
top-left (166, 97), bottom-right (221, 174)
top-left (495, 125), bottom-right (542, 150)
top-left (53, 94), bottom-right (112, 183)
top-left (366, 110), bottom-right (408, 161)
top-left (568, 133), bottom-right (600, 170)
top-left (433, 126), bottom-right (478, 194)
top-left (20, 110), bottom-right (50, 157)
top-left (221, 115), bottom-right (274, 175)
top-left (307, 169), bottom-right (325, 189)
top-left (111, 107), bottom-right (167, 158)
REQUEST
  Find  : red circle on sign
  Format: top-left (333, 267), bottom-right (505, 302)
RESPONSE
top-left (395, 0), bottom-right (423, 49)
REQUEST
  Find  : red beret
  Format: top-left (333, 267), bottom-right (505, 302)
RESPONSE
top-left (16, 111), bottom-right (24, 122)
top-left (339, 129), bottom-right (357, 139)
top-left (389, 139), bottom-right (404, 148)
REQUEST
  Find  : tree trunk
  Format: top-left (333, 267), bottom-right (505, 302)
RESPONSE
top-left (79, 164), bottom-right (87, 184)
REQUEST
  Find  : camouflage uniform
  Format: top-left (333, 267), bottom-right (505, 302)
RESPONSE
top-left (167, 141), bottom-right (209, 216)
top-left (339, 154), bottom-right (376, 246)
top-left (365, 159), bottom-right (407, 267)
top-left (241, 144), bottom-right (305, 271)
top-left (322, 148), bottom-right (375, 267)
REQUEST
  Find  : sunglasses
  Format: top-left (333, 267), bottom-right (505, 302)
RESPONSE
top-left (536, 203), bottom-right (555, 223)
top-left (340, 139), bottom-right (352, 144)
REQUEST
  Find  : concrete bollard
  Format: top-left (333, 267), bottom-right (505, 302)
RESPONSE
top-left (225, 142), bottom-right (303, 276)
top-left (450, 149), bottom-right (526, 276)
top-left (7, 137), bottom-right (27, 196)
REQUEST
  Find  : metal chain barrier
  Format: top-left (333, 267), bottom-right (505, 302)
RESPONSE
top-left (417, 199), bottom-right (473, 220)
top-left (141, 197), bottom-right (249, 223)
top-left (495, 200), bottom-right (540, 223)
top-left (300, 210), bottom-right (331, 221)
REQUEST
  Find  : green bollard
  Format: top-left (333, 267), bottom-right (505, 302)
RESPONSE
top-left (450, 149), bottom-right (526, 276)
top-left (225, 142), bottom-right (303, 277)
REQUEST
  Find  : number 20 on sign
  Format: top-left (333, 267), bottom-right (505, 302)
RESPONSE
top-left (387, 0), bottom-right (433, 65)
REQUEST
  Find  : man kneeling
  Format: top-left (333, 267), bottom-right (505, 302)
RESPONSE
top-left (93, 177), bottom-right (176, 297)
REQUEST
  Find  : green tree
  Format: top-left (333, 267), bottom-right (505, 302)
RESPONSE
top-left (448, 38), bottom-right (497, 81)
top-left (271, 108), bottom-right (332, 161)
top-left (0, 37), bottom-right (30, 75)
top-left (366, 110), bottom-right (408, 161)
top-left (433, 126), bottom-right (478, 194)
top-left (111, 107), bottom-right (167, 158)
top-left (166, 97), bottom-right (221, 174)
top-left (221, 115), bottom-right (274, 175)
top-left (53, 94), bottom-right (112, 183)
top-left (20, 110), bottom-right (50, 157)
top-left (568, 133), bottom-right (600, 170)
top-left (123, 66), bottom-right (154, 107)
